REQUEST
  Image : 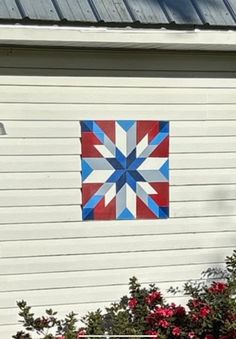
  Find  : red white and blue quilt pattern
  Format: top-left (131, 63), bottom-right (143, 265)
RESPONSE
top-left (81, 120), bottom-right (169, 220)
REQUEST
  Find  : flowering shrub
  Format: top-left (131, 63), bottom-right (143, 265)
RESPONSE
top-left (13, 251), bottom-right (236, 339)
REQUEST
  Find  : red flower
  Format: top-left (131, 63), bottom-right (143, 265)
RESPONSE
top-left (155, 306), bottom-right (174, 318)
top-left (174, 306), bottom-right (186, 317)
top-left (145, 330), bottom-right (160, 338)
top-left (172, 327), bottom-right (182, 336)
top-left (146, 291), bottom-right (162, 305)
top-left (77, 330), bottom-right (87, 339)
top-left (188, 332), bottom-right (196, 339)
top-left (158, 319), bottom-right (170, 328)
top-left (204, 335), bottom-right (214, 339)
top-left (208, 282), bottom-right (228, 294)
top-left (200, 305), bottom-right (211, 318)
top-left (128, 297), bottom-right (138, 309)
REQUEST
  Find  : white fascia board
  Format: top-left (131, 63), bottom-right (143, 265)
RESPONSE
top-left (0, 25), bottom-right (236, 51)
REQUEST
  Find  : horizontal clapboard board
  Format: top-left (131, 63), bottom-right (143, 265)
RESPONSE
top-left (1, 231), bottom-right (235, 258)
top-left (1, 121), bottom-right (81, 138)
top-left (1, 76), bottom-right (236, 87)
top-left (0, 216), bottom-right (235, 241)
top-left (0, 104), bottom-right (235, 121)
top-left (0, 155), bottom-right (81, 172)
top-left (0, 189), bottom-right (82, 207)
top-left (1, 87), bottom-right (236, 104)
top-left (0, 172), bottom-right (81, 189)
top-left (0, 247), bottom-right (233, 276)
top-left (1, 263), bottom-right (223, 292)
top-left (0, 139), bottom-right (81, 155)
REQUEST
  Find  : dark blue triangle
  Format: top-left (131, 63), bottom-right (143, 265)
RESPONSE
top-left (129, 170), bottom-right (145, 182)
top-left (81, 121), bottom-right (93, 132)
top-left (107, 158), bottom-right (124, 170)
top-left (160, 121), bottom-right (169, 133)
top-left (159, 207), bottom-right (169, 219)
top-left (126, 173), bottom-right (136, 191)
top-left (116, 173), bottom-right (127, 193)
top-left (126, 149), bottom-right (136, 168)
top-left (83, 208), bottom-right (94, 220)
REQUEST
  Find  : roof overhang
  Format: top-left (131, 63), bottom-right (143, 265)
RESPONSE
top-left (0, 25), bottom-right (236, 51)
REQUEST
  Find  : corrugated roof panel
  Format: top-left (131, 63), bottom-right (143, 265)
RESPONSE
top-left (162, 0), bottom-right (202, 24)
top-left (0, 0), bottom-right (235, 29)
top-left (126, 0), bottom-right (168, 24)
top-left (193, 0), bottom-right (235, 25)
top-left (18, 0), bottom-right (60, 20)
top-left (0, 0), bottom-right (21, 19)
top-left (91, 0), bottom-right (132, 22)
top-left (53, 0), bottom-right (97, 22)
top-left (225, 0), bottom-right (236, 21)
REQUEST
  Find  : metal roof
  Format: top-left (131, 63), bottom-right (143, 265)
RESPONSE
top-left (0, 0), bottom-right (236, 29)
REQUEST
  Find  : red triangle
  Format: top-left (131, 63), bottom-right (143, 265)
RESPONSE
top-left (149, 183), bottom-right (169, 207)
top-left (96, 121), bottom-right (115, 143)
top-left (82, 183), bottom-right (103, 205)
top-left (82, 132), bottom-right (103, 157)
top-left (136, 197), bottom-right (158, 219)
top-left (150, 136), bottom-right (169, 157)
top-left (137, 121), bottom-right (159, 143)
top-left (94, 197), bottom-right (116, 220)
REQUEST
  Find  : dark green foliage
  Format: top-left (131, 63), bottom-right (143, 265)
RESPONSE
top-left (13, 251), bottom-right (236, 339)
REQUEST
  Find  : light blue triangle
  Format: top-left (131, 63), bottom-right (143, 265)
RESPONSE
top-left (117, 120), bottom-right (135, 132)
top-left (160, 160), bottom-right (169, 180)
top-left (118, 208), bottom-right (135, 220)
top-left (93, 122), bottom-right (105, 142)
top-left (82, 160), bottom-right (93, 181)
top-left (148, 197), bottom-right (160, 217)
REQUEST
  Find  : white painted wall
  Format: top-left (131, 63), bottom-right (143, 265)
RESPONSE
top-left (0, 47), bottom-right (235, 338)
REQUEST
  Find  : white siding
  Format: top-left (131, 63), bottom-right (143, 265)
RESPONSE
top-left (0, 48), bottom-right (236, 338)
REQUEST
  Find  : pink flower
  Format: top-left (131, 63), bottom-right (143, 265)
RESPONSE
top-left (146, 291), bottom-right (162, 305)
top-left (158, 319), bottom-right (170, 328)
top-left (200, 305), bottom-right (211, 318)
top-left (188, 332), bottom-right (196, 339)
top-left (155, 306), bottom-right (174, 318)
top-left (208, 282), bottom-right (228, 294)
top-left (172, 327), bottom-right (182, 336)
top-left (56, 337), bottom-right (65, 339)
top-left (128, 297), bottom-right (138, 309)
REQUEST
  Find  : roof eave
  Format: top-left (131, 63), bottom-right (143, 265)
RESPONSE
top-left (0, 25), bottom-right (236, 51)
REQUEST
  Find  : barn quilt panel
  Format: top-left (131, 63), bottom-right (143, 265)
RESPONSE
top-left (81, 120), bottom-right (169, 220)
